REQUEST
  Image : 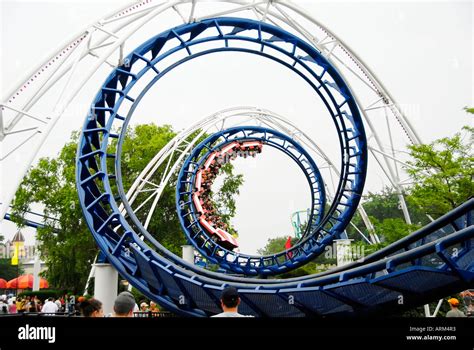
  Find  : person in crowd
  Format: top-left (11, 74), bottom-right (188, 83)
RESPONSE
top-left (211, 287), bottom-right (253, 317)
top-left (33, 296), bottom-right (42, 312)
top-left (41, 297), bottom-right (59, 314)
top-left (27, 296), bottom-right (38, 312)
top-left (149, 301), bottom-right (160, 313)
top-left (8, 297), bottom-right (16, 313)
top-left (36, 301), bottom-right (43, 312)
top-left (16, 297), bottom-right (25, 313)
top-left (54, 297), bottom-right (62, 312)
top-left (23, 296), bottom-right (31, 313)
top-left (0, 296), bottom-right (9, 314)
top-left (79, 298), bottom-right (104, 317)
top-left (140, 301), bottom-right (149, 312)
top-left (113, 291), bottom-right (136, 317)
top-left (446, 298), bottom-right (466, 317)
top-left (58, 296), bottom-right (65, 311)
top-left (63, 294), bottom-right (69, 312)
top-left (68, 295), bottom-right (76, 313)
top-left (460, 290), bottom-right (474, 316)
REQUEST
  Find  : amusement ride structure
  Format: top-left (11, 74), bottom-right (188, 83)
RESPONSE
top-left (1, 1), bottom-right (472, 317)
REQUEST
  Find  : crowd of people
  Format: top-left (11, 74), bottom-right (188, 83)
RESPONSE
top-left (78, 292), bottom-right (161, 318)
top-left (0, 294), bottom-right (92, 315)
top-left (1, 289), bottom-right (472, 317)
top-left (0, 294), bottom-right (70, 314)
top-left (0, 292), bottom-right (162, 317)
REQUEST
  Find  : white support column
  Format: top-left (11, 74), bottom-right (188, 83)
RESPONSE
top-left (83, 256), bottom-right (97, 295)
top-left (182, 245), bottom-right (195, 264)
top-left (432, 299), bottom-right (444, 318)
top-left (93, 263), bottom-right (118, 315)
top-left (424, 303), bottom-right (431, 317)
top-left (423, 299), bottom-right (444, 317)
top-left (32, 252), bottom-right (41, 292)
top-left (334, 239), bottom-right (354, 267)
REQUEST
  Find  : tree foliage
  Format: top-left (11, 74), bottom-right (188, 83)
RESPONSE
top-left (11, 136), bottom-right (96, 293)
top-left (11, 123), bottom-right (243, 292)
top-left (257, 236), bottom-right (336, 278)
top-left (406, 125), bottom-right (473, 218)
top-left (346, 121), bottom-right (473, 245)
top-left (369, 217), bottom-right (420, 245)
top-left (0, 259), bottom-right (24, 280)
top-left (464, 107), bottom-right (474, 114)
top-left (257, 236), bottom-right (290, 256)
top-left (346, 187), bottom-right (425, 246)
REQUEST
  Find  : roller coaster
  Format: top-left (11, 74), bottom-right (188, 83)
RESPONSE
top-left (1, 1), bottom-right (472, 317)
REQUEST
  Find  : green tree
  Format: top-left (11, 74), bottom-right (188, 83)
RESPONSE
top-left (406, 124), bottom-right (473, 218)
top-left (347, 120), bottom-right (473, 246)
top-left (257, 236), bottom-right (290, 256)
top-left (11, 123), bottom-right (243, 292)
top-left (369, 217), bottom-right (420, 245)
top-left (346, 187), bottom-right (426, 245)
top-left (464, 107), bottom-right (474, 114)
top-left (118, 124), bottom-right (184, 255)
top-left (257, 236), bottom-right (336, 278)
top-left (361, 188), bottom-right (427, 225)
top-left (11, 139), bottom-right (96, 293)
top-left (0, 259), bottom-right (24, 280)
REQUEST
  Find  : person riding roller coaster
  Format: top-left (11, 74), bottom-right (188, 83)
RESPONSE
top-left (191, 140), bottom-right (264, 250)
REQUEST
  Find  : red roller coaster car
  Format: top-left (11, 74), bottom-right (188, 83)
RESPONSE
top-left (191, 140), bottom-right (264, 250)
top-left (198, 215), bottom-right (238, 250)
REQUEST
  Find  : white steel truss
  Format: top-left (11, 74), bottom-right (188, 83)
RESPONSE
top-left (1, 0), bottom-right (420, 235)
top-left (119, 106), bottom-right (380, 244)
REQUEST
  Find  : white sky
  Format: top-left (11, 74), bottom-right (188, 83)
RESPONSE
top-left (0, 0), bottom-right (472, 254)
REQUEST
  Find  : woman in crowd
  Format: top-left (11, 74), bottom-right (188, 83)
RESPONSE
top-left (79, 298), bottom-right (104, 317)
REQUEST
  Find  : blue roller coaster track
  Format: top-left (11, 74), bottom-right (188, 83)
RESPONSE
top-left (75, 17), bottom-right (474, 316)
top-left (176, 126), bottom-right (326, 274)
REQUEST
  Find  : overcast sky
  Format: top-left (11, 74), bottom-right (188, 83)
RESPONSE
top-left (1, 0), bottom-right (472, 255)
